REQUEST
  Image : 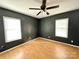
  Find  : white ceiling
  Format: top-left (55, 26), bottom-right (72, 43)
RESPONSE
top-left (0, 0), bottom-right (79, 18)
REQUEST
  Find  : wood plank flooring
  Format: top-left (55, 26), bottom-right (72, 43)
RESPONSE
top-left (0, 37), bottom-right (79, 59)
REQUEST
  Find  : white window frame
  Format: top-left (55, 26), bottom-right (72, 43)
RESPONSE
top-left (55, 18), bottom-right (69, 38)
top-left (3, 16), bottom-right (22, 42)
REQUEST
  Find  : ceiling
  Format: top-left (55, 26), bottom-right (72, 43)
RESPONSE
top-left (0, 0), bottom-right (79, 18)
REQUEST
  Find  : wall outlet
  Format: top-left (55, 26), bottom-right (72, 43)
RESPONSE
top-left (48, 36), bottom-right (51, 38)
top-left (71, 40), bottom-right (74, 43)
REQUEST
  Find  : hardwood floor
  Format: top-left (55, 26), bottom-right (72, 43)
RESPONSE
top-left (0, 37), bottom-right (79, 59)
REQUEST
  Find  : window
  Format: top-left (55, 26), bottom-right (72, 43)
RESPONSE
top-left (55, 18), bottom-right (69, 38)
top-left (3, 16), bottom-right (22, 42)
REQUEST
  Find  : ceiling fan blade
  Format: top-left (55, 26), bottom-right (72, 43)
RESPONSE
top-left (37, 11), bottom-right (41, 16)
top-left (46, 12), bottom-right (49, 15)
top-left (46, 5), bottom-right (59, 10)
top-left (29, 8), bottom-right (41, 10)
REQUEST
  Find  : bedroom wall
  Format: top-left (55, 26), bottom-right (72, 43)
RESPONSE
top-left (40, 9), bottom-right (79, 46)
top-left (0, 7), bottom-right (38, 52)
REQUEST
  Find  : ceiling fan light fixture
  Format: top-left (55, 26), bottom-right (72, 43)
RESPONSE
top-left (29, 0), bottom-right (59, 16)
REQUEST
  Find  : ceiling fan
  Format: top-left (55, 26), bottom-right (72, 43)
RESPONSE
top-left (29, 0), bottom-right (59, 16)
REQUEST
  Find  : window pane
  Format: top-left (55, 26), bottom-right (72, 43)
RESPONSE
top-left (55, 18), bottom-right (69, 38)
top-left (3, 16), bottom-right (22, 42)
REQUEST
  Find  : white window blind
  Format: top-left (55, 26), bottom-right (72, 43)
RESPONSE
top-left (3, 16), bottom-right (22, 42)
top-left (55, 18), bottom-right (69, 38)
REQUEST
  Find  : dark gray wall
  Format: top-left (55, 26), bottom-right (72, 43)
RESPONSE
top-left (40, 17), bottom-right (55, 38)
top-left (40, 9), bottom-right (79, 46)
top-left (0, 7), bottom-right (38, 52)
